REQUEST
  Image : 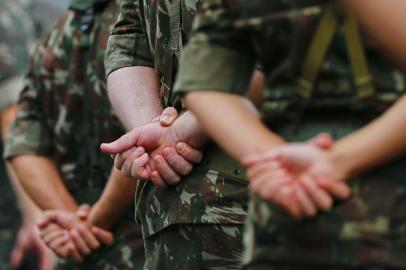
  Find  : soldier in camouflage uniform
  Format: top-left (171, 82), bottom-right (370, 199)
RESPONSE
top-left (0, 1), bottom-right (42, 269)
top-left (101, 0), bottom-right (271, 268)
top-left (175, 0), bottom-right (406, 269)
top-left (4, 0), bottom-right (145, 269)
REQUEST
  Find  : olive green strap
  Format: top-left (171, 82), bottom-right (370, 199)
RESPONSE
top-left (343, 14), bottom-right (376, 99)
top-left (298, 2), bottom-right (375, 100)
top-left (297, 2), bottom-right (339, 99)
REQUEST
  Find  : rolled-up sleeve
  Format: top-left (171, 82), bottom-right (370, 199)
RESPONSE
top-left (4, 41), bottom-right (53, 160)
top-left (105, 0), bottom-right (154, 76)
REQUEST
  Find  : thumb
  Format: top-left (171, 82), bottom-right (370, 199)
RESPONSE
top-left (308, 133), bottom-right (334, 150)
top-left (37, 211), bottom-right (58, 228)
top-left (159, 107), bottom-right (179, 126)
top-left (100, 128), bottom-right (141, 154)
top-left (9, 245), bottom-right (24, 269)
top-left (76, 204), bottom-right (91, 219)
top-left (38, 246), bottom-right (54, 270)
top-left (91, 227), bottom-right (114, 246)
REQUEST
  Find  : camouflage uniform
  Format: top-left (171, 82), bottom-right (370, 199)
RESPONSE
top-left (0, 1), bottom-right (38, 269)
top-left (175, 0), bottom-right (406, 269)
top-left (105, 0), bottom-right (248, 269)
top-left (4, 0), bottom-right (145, 269)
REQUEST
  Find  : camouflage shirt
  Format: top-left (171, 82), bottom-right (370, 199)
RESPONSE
top-left (5, 1), bottom-right (125, 202)
top-left (174, 0), bottom-right (406, 267)
top-left (105, 0), bottom-right (248, 239)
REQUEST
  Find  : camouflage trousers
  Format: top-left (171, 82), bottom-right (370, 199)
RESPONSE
top-left (143, 223), bottom-right (245, 270)
top-left (55, 221), bottom-right (145, 270)
top-left (242, 116), bottom-right (406, 269)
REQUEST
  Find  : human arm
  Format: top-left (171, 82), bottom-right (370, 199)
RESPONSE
top-left (86, 168), bottom-right (135, 230)
top-left (345, 0), bottom-right (406, 71)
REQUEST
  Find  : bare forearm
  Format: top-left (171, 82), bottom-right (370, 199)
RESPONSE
top-left (184, 92), bottom-right (284, 160)
top-left (345, 0), bottom-right (406, 71)
top-left (6, 164), bottom-right (42, 223)
top-left (88, 169), bottom-right (136, 229)
top-left (107, 67), bottom-right (163, 130)
top-left (332, 95), bottom-right (406, 179)
top-left (9, 156), bottom-right (77, 211)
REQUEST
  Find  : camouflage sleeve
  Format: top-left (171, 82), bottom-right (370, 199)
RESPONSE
top-left (174, 0), bottom-right (256, 96)
top-left (105, 0), bottom-right (154, 76)
top-left (3, 37), bottom-right (54, 160)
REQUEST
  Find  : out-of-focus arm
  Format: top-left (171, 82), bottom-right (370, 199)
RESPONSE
top-left (345, 0), bottom-right (406, 71)
top-left (86, 168), bottom-right (135, 229)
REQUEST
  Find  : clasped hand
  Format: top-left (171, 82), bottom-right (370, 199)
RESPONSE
top-left (101, 108), bottom-right (203, 187)
top-left (242, 133), bottom-right (352, 219)
top-left (37, 205), bottom-right (113, 263)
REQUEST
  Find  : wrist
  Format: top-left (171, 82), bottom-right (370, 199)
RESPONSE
top-left (328, 147), bottom-right (353, 182)
top-left (172, 111), bottom-right (208, 148)
top-left (87, 201), bottom-right (112, 230)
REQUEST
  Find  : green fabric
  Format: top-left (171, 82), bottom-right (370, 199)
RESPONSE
top-left (144, 224), bottom-right (244, 269)
top-left (5, 2), bottom-right (145, 268)
top-left (69, 0), bottom-right (95, 12)
top-left (175, 0), bottom-right (406, 268)
top-left (107, 0), bottom-right (249, 249)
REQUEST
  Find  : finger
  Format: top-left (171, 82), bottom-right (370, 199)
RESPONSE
top-left (114, 147), bottom-right (141, 171)
top-left (176, 142), bottom-right (203, 164)
top-left (241, 151), bottom-right (279, 167)
top-left (159, 107), bottom-right (179, 126)
top-left (37, 212), bottom-right (58, 228)
top-left (131, 153), bottom-right (150, 179)
top-left (152, 155), bottom-right (181, 185)
top-left (52, 242), bottom-right (71, 258)
top-left (68, 243), bottom-right (84, 263)
top-left (294, 185), bottom-right (317, 218)
top-left (76, 204), bottom-right (91, 219)
top-left (42, 229), bottom-right (68, 246)
top-left (150, 171), bottom-right (168, 188)
top-left (300, 176), bottom-right (333, 211)
top-left (39, 224), bottom-right (65, 242)
top-left (70, 229), bottom-right (91, 256)
top-left (247, 162), bottom-right (282, 180)
top-left (121, 147), bottom-right (146, 177)
top-left (9, 246), bottom-right (23, 269)
top-left (316, 177), bottom-right (351, 200)
top-left (249, 171), bottom-right (274, 194)
top-left (308, 133), bottom-right (334, 150)
top-left (48, 234), bottom-right (70, 251)
top-left (76, 224), bottom-right (100, 250)
top-left (162, 147), bottom-right (193, 176)
top-left (91, 227), bottom-right (113, 246)
top-left (249, 169), bottom-right (289, 194)
top-left (100, 128), bottom-right (141, 154)
top-left (39, 247), bottom-right (54, 270)
top-left (276, 185), bottom-right (302, 219)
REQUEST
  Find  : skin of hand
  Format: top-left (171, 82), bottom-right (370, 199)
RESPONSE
top-left (242, 134), bottom-right (351, 219)
top-left (37, 206), bottom-right (113, 263)
top-left (101, 107), bottom-right (204, 187)
top-left (9, 222), bottom-right (54, 270)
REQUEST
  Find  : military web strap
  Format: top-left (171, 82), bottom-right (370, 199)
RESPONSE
top-left (298, 1), bottom-right (375, 99)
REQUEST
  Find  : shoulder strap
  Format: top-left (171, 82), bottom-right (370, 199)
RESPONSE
top-left (298, 1), bottom-right (375, 100)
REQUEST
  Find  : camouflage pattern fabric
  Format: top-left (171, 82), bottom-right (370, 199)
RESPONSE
top-left (143, 224), bottom-right (244, 270)
top-left (106, 0), bottom-right (248, 268)
top-left (0, 1), bottom-right (37, 268)
top-left (4, 1), bottom-right (145, 269)
top-left (174, 0), bottom-right (406, 269)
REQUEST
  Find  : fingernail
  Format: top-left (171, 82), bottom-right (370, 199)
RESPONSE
top-left (176, 143), bottom-right (183, 152)
top-left (161, 115), bottom-right (170, 123)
